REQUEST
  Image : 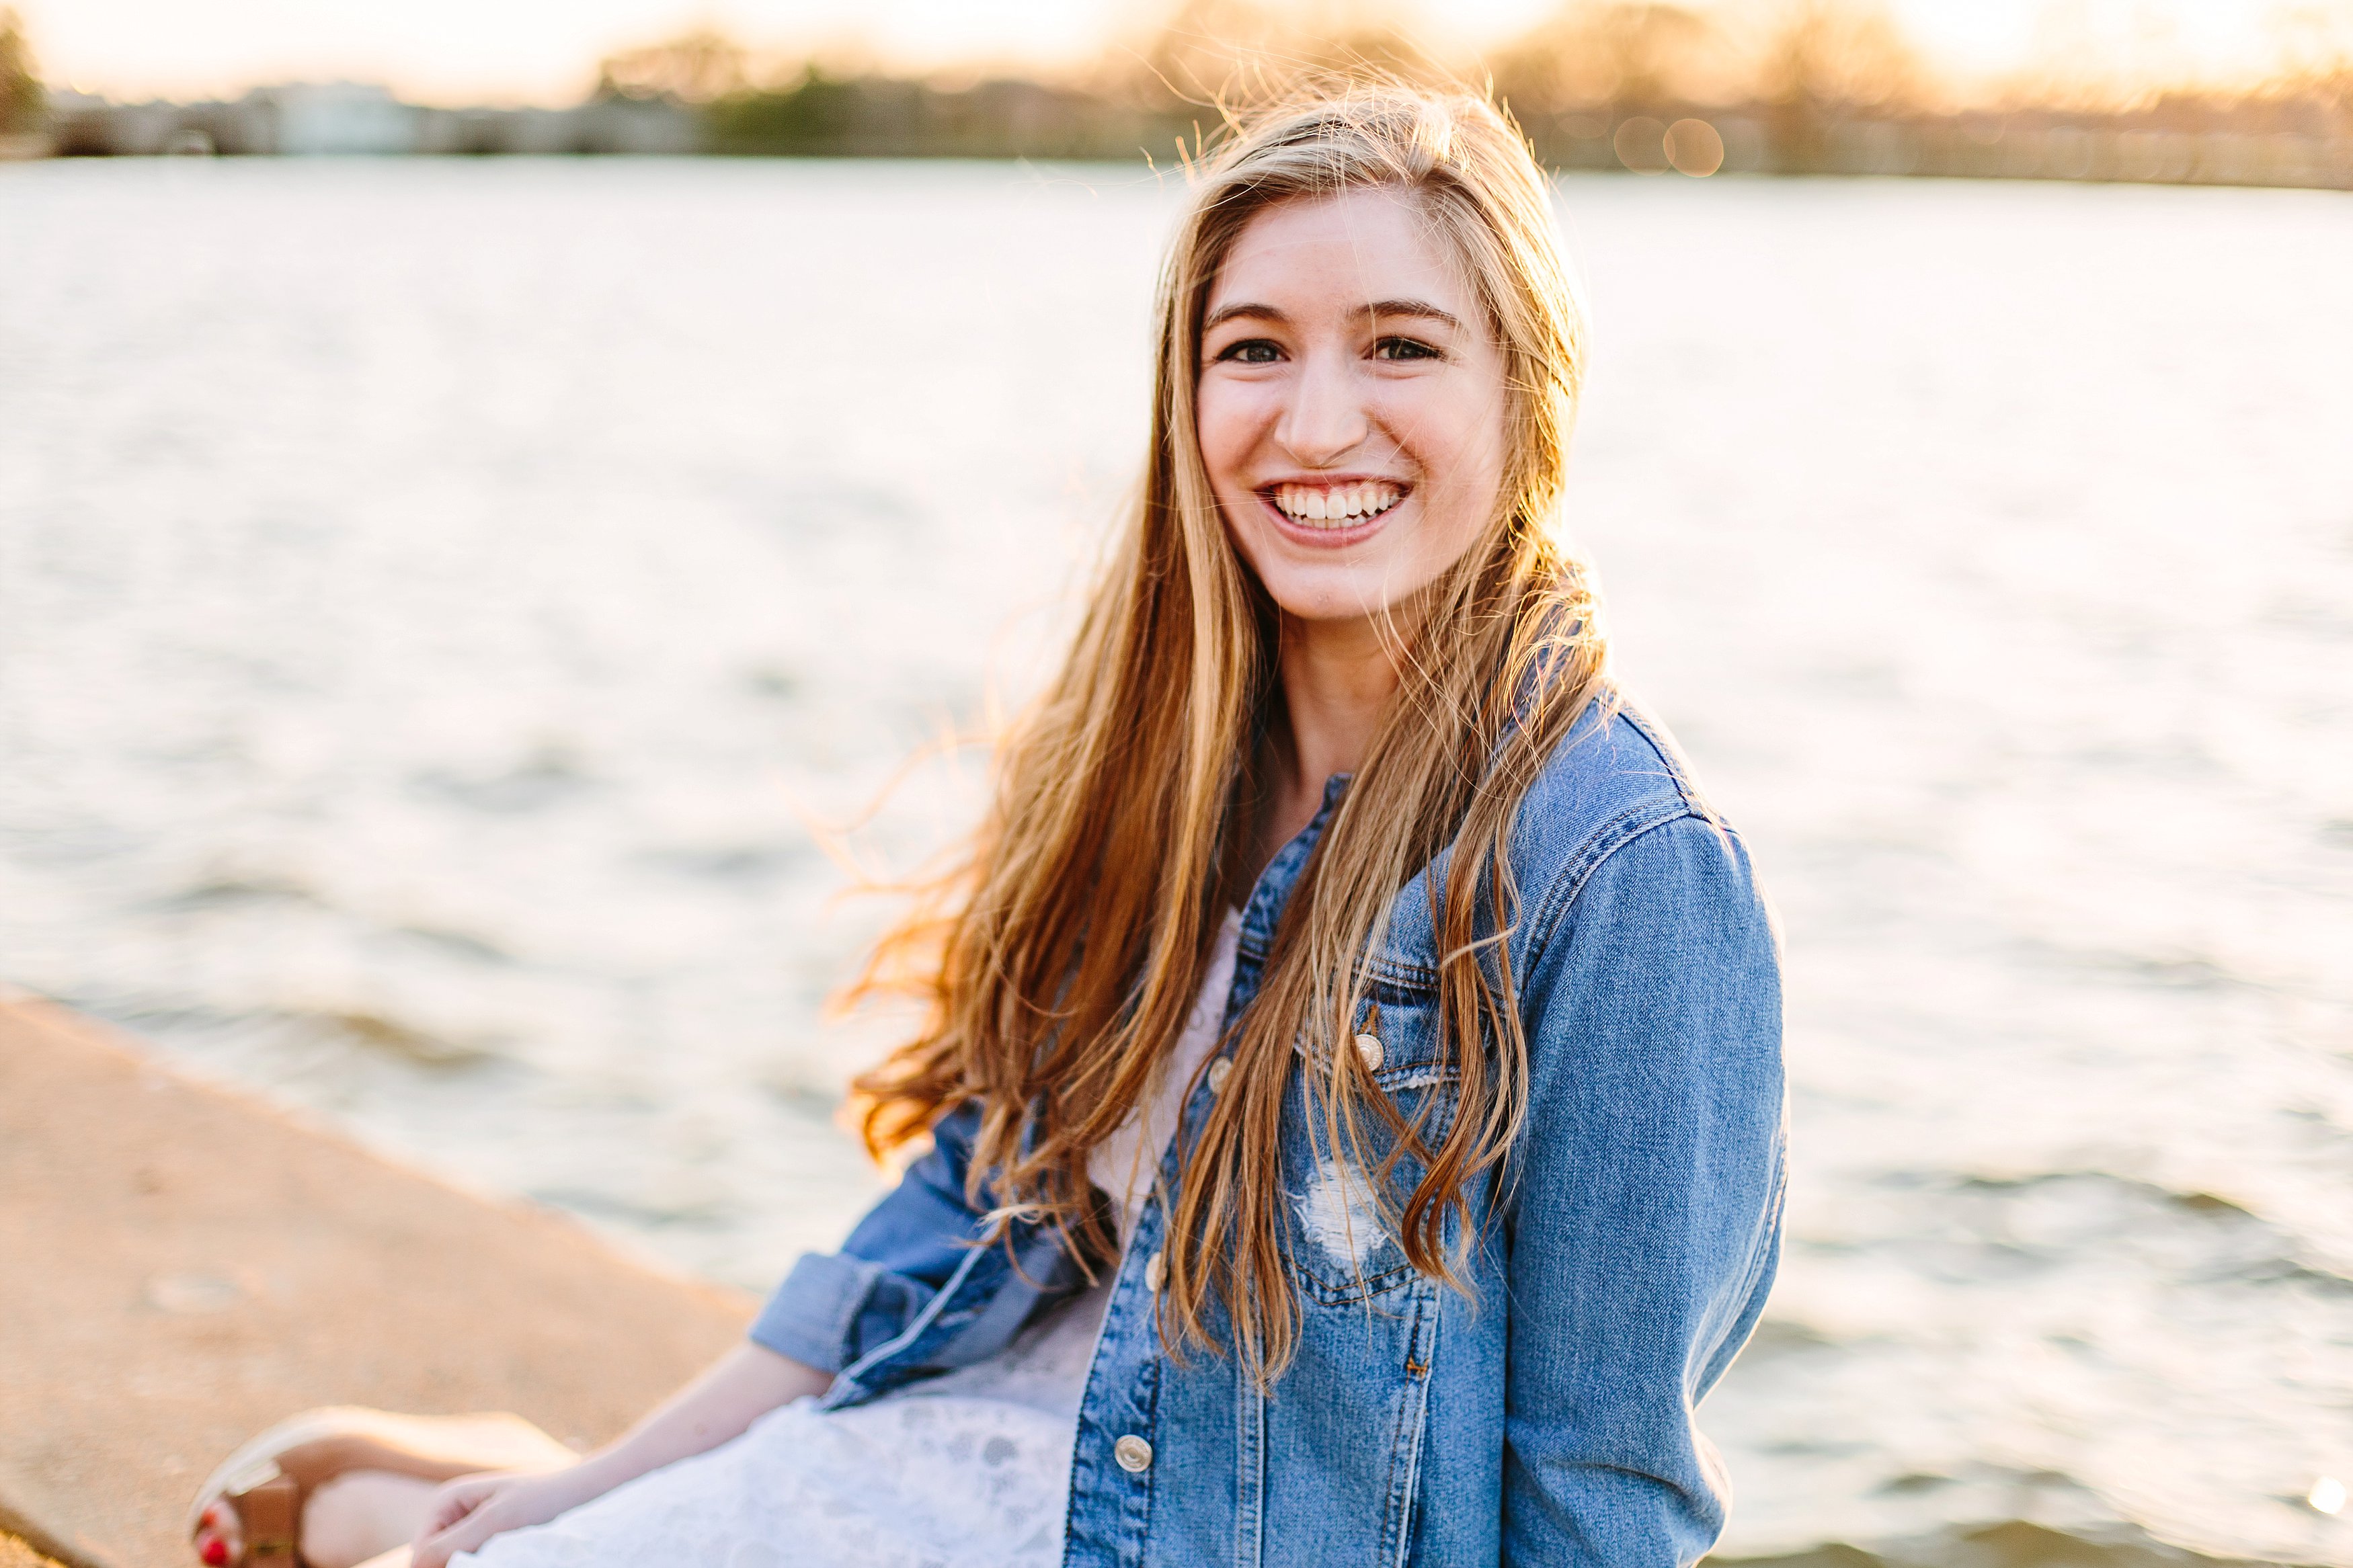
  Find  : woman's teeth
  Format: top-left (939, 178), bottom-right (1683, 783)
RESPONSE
top-left (1271, 481), bottom-right (1405, 526)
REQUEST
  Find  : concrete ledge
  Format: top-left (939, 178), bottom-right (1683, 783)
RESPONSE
top-left (0, 995), bottom-right (754, 1568)
top-left (2, 1536), bottom-right (69, 1568)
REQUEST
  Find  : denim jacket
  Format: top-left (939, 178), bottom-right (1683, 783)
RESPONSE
top-left (749, 699), bottom-right (1788, 1567)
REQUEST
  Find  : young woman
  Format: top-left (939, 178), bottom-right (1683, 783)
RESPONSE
top-left (190, 81), bottom-right (1785, 1568)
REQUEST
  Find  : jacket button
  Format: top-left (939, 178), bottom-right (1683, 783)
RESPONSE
top-left (1354, 1032), bottom-right (1384, 1071)
top-left (1206, 1057), bottom-right (1232, 1094)
top-left (1113, 1434), bottom-right (1154, 1473)
top-left (1144, 1251), bottom-right (1164, 1292)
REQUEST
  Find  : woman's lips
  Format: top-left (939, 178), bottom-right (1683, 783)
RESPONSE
top-left (1253, 479), bottom-right (1411, 548)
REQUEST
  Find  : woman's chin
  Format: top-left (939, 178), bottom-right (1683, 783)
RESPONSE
top-left (1254, 567), bottom-right (1432, 629)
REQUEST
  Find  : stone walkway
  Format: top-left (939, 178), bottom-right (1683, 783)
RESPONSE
top-left (0, 994), bottom-right (752, 1568)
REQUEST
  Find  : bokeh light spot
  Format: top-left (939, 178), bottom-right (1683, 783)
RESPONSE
top-left (1612, 116), bottom-right (1669, 174)
top-left (1666, 118), bottom-right (1726, 177)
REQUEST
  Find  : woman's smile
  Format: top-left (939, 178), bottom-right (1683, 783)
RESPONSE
top-left (1257, 476), bottom-right (1412, 545)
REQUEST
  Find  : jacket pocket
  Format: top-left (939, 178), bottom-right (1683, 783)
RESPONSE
top-left (1257, 1272), bottom-right (1443, 1566)
top-left (1283, 978), bottom-right (1460, 1305)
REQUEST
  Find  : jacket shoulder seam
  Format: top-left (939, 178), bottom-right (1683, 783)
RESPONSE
top-left (1522, 800), bottom-right (1710, 970)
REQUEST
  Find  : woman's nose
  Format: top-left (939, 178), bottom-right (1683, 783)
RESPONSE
top-left (1274, 351), bottom-right (1369, 466)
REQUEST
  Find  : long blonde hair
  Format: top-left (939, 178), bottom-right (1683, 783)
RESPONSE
top-left (851, 80), bottom-right (1607, 1383)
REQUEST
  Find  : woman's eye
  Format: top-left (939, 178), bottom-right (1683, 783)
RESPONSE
top-left (1216, 339), bottom-right (1283, 364)
top-left (1373, 336), bottom-right (1441, 361)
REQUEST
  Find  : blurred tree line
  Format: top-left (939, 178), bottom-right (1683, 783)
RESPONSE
top-left (591, 24), bottom-right (1178, 159)
top-left (587, 0), bottom-right (2353, 169)
top-left (0, 7), bottom-right (44, 137)
top-left (11, 0), bottom-right (2348, 181)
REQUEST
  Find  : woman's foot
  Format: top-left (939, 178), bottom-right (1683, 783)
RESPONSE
top-left (188, 1409), bottom-right (576, 1568)
top-left (192, 1470), bottom-right (439, 1568)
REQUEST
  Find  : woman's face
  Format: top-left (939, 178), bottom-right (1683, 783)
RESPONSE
top-left (1197, 186), bottom-right (1511, 629)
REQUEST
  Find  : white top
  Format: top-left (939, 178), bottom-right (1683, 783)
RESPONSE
top-left (465, 909), bottom-right (1246, 1568)
top-left (1084, 903), bottom-right (1244, 1241)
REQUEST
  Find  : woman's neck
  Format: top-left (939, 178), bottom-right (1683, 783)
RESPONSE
top-left (1251, 611), bottom-right (1401, 879)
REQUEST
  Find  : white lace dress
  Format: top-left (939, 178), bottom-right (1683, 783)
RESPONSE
top-left (461, 911), bottom-right (1243, 1568)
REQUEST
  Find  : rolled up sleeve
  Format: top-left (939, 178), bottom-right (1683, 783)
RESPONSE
top-left (746, 1100), bottom-right (995, 1374)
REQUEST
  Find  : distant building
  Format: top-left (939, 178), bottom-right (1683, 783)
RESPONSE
top-left (45, 82), bottom-right (701, 157)
top-left (249, 82), bottom-right (420, 155)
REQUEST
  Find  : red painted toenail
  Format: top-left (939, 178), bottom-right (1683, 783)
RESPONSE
top-left (200, 1533), bottom-right (229, 1565)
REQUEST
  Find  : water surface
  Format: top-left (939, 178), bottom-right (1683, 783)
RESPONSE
top-left (3, 157), bottom-right (2349, 1567)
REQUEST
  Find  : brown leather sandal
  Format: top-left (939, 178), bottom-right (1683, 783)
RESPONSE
top-left (187, 1408), bottom-right (576, 1567)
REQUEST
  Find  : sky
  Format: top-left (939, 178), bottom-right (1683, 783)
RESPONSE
top-left (26, 0), bottom-right (2311, 106)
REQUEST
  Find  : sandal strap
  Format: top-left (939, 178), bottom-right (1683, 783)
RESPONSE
top-left (232, 1474), bottom-right (302, 1567)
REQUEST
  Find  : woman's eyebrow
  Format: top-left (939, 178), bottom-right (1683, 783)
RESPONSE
top-left (1205, 299), bottom-right (1462, 332)
top-left (1203, 301), bottom-right (1287, 331)
top-left (1362, 298), bottom-right (1463, 330)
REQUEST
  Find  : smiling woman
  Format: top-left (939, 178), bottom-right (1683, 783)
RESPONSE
top-left (1200, 188), bottom-right (1511, 621)
top-left (1198, 185), bottom-right (1521, 913)
top-left (185, 79), bottom-right (1785, 1568)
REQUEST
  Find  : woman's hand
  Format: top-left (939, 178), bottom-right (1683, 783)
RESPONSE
top-left (411, 1465), bottom-right (606, 1568)
top-left (405, 1341), bottom-right (827, 1567)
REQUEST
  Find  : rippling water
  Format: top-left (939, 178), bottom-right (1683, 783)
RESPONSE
top-left (3, 158), bottom-right (2348, 1567)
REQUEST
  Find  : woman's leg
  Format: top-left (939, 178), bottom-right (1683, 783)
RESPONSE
top-left (200, 1470), bottom-right (438, 1568)
top-left (190, 1409), bottom-right (582, 1567)
top-left (303, 1473), bottom-right (441, 1568)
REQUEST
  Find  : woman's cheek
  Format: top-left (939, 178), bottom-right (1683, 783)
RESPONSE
top-left (1195, 388), bottom-right (1254, 487)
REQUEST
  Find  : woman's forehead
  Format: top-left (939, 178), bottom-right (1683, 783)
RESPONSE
top-left (1207, 188), bottom-right (1476, 319)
